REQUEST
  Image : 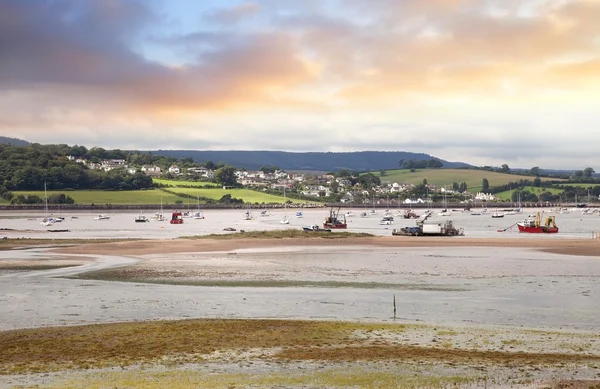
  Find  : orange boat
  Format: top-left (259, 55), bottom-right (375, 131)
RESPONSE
top-left (517, 212), bottom-right (558, 233)
top-left (170, 211), bottom-right (184, 224)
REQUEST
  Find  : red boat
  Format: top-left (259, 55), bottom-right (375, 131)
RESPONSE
top-left (517, 212), bottom-right (558, 233)
top-left (323, 207), bottom-right (347, 229)
top-left (170, 211), bottom-right (184, 224)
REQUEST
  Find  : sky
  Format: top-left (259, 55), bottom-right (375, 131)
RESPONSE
top-left (0, 0), bottom-right (599, 169)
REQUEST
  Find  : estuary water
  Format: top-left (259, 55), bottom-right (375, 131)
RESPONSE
top-left (1, 208), bottom-right (599, 331)
top-left (1, 207), bottom-right (599, 239)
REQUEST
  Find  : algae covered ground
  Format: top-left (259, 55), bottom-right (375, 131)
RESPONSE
top-left (1, 319), bottom-right (600, 388)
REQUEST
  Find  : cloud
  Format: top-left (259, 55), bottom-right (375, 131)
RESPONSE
top-left (0, 0), bottom-right (599, 169)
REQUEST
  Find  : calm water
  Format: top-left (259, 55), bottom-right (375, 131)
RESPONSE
top-left (1, 207), bottom-right (599, 239)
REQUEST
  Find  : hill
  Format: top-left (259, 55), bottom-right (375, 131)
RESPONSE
top-left (379, 169), bottom-right (561, 191)
top-left (144, 150), bottom-right (470, 172)
top-left (0, 136), bottom-right (29, 146)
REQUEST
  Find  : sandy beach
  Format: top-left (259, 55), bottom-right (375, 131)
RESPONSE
top-left (2, 233), bottom-right (600, 388)
top-left (48, 235), bottom-right (600, 257)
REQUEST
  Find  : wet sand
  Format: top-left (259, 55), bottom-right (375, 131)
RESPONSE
top-left (50, 235), bottom-right (600, 257)
top-left (2, 236), bottom-right (600, 388)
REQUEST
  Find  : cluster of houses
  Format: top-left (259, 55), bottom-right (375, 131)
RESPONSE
top-left (66, 156), bottom-right (499, 203)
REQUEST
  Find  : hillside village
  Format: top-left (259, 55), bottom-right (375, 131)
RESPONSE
top-left (69, 156), bottom-right (499, 204)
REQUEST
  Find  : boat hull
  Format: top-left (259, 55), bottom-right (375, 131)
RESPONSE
top-left (323, 223), bottom-right (347, 229)
top-left (517, 224), bottom-right (559, 233)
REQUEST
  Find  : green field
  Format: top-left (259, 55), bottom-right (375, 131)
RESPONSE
top-left (153, 179), bottom-right (218, 187)
top-left (8, 187), bottom-right (295, 205)
top-left (494, 186), bottom-right (564, 201)
top-left (377, 169), bottom-right (560, 191)
top-left (165, 187), bottom-right (304, 204)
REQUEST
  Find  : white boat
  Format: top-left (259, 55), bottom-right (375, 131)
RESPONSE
top-left (135, 214), bottom-right (149, 223)
top-left (280, 215), bottom-right (290, 224)
top-left (40, 218), bottom-right (54, 226)
top-left (243, 210), bottom-right (253, 220)
top-left (345, 211), bottom-right (355, 218)
top-left (491, 211), bottom-right (504, 218)
top-left (259, 210), bottom-right (270, 217)
top-left (193, 197), bottom-right (204, 219)
top-left (295, 211), bottom-right (303, 218)
top-left (94, 214), bottom-right (110, 220)
top-left (437, 192), bottom-right (452, 216)
top-left (379, 215), bottom-right (394, 225)
top-left (40, 183), bottom-right (54, 227)
top-left (151, 198), bottom-right (165, 221)
top-left (437, 209), bottom-right (452, 217)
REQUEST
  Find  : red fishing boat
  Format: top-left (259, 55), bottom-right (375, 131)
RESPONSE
top-left (170, 211), bottom-right (184, 224)
top-left (323, 207), bottom-right (347, 229)
top-left (517, 212), bottom-right (558, 233)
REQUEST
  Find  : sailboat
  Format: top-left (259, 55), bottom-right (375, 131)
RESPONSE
top-left (40, 182), bottom-right (54, 226)
top-left (280, 186), bottom-right (289, 224)
top-left (192, 196), bottom-right (204, 219)
top-left (437, 190), bottom-right (452, 216)
top-left (151, 198), bottom-right (166, 221)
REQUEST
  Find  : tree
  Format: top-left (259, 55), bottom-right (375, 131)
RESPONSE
top-left (357, 173), bottom-right (381, 189)
top-left (214, 166), bottom-right (238, 187)
top-left (500, 164), bottom-right (510, 173)
top-left (583, 167), bottom-right (595, 178)
top-left (530, 166), bottom-right (540, 176)
top-left (422, 178), bottom-right (428, 186)
top-left (533, 176), bottom-right (541, 187)
top-left (482, 178), bottom-right (489, 192)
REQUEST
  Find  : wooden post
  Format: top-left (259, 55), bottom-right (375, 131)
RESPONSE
top-left (393, 294), bottom-right (396, 319)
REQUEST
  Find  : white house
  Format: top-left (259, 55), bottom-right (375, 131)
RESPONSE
top-left (141, 166), bottom-right (162, 176)
top-left (168, 165), bottom-right (180, 174)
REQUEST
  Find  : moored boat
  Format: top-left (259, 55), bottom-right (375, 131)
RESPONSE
top-left (392, 212), bottom-right (463, 237)
top-left (94, 214), bottom-right (110, 220)
top-left (517, 212), bottom-right (558, 233)
top-left (135, 214), bottom-right (149, 223)
top-left (303, 224), bottom-right (331, 232)
top-left (170, 211), bottom-right (184, 224)
top-left (324, 207), bottom-right (347, 229)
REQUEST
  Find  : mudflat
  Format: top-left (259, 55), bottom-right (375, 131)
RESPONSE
top-left (1, 235), bottom-right (599, 388)
top-left (51, 235), bottom-right (600, 257)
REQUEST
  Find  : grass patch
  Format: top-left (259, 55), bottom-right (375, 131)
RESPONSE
top-left (373, 169), bottom-right (561, 191)
top-left (11, 189), bottom-right (183, 205)
top-left (55, 369), bottom-right (479, 389)
top-left (11, 187), bottom-right (305, 205)
top-left (494, 186), bottom-right (564, 201)
top-left (165, 187), bottom-right (301, 204)
top-left (1, 319), bottom-right (597, 375)
top-left (0, 238), bottom-right (139, 249)
top-left (183, 229), bottom-right (374, 240)
top-left (69, 269), bottom-right (468, 291)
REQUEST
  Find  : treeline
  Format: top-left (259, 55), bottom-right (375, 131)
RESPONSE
top-left (0, 144), bottom-right (153, 192)
top-left (399, 159), bottom-right (444, 169)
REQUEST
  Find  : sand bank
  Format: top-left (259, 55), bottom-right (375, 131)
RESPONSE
top-left (49, 236), bottom-right (600, 257)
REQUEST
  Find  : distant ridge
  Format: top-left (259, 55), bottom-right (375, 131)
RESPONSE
top-left (0, 136), bottom-right (29, 146)
top-left (145, 150), bottom-right (471, 171)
